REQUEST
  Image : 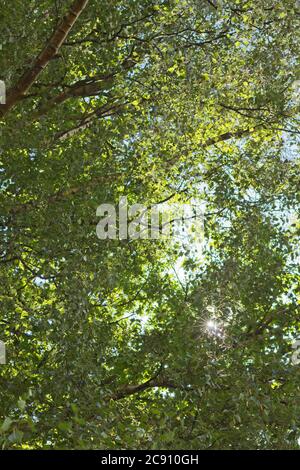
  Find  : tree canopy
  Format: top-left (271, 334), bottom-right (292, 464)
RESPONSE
top-left (0, 0), bottom-right (300, 449)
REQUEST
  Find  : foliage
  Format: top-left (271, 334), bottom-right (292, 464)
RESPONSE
top-left (0, 0), bottom-right (300, 449)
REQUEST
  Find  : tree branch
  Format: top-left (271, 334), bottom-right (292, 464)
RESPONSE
top-left (110, 373), bottom-right (194, 400)
top-left (0, 0), bottom-right (89, 117)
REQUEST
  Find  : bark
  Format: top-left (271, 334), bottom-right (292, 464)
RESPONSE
top-left (54, 102), bottom-right (125, 141)
top-left (110, 377), bottom-right (194, 400)
top-left (7, 172), bottom-right (121, 216)
top-left (33, 75), bottom-right (115, 119)
top-left (0, 0), bottom-right (89, 118)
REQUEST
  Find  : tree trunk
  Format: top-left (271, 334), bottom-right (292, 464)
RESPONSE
top-left (0, 0), bottom-right (89, 118)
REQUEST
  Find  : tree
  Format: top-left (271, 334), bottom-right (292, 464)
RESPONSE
top-left (0, 0), bottom-right (299, 449)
